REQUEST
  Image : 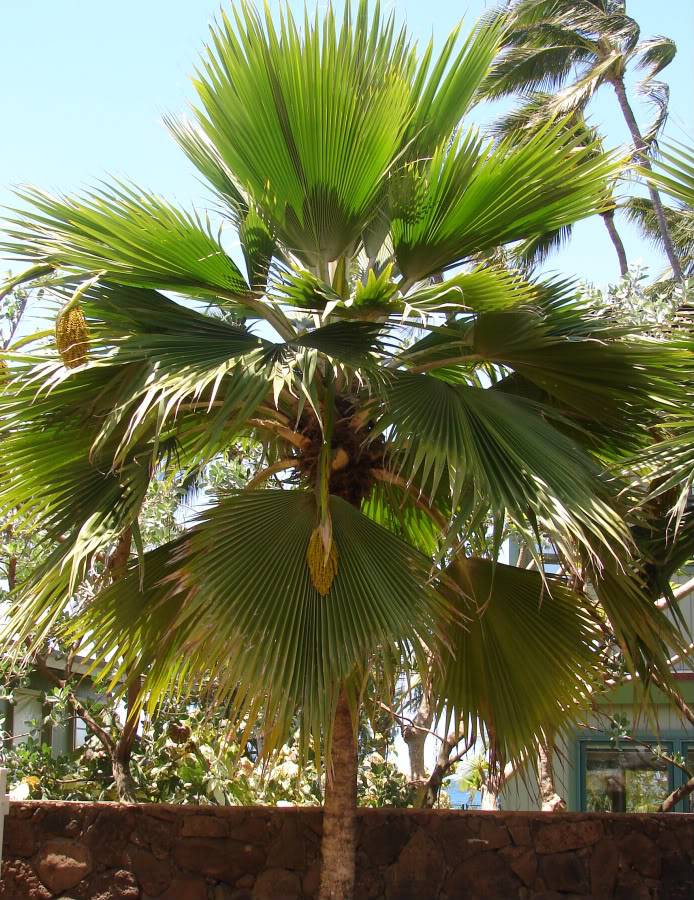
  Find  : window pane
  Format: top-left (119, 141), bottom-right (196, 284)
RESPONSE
top-left (585, 746), bottom-right (669, 812)
top-left (13, 693), bottom-right (43, 746)
top-left (73, 717), bottom-right (88, 749)
top-left (687, 749), bottom-right (694, 813)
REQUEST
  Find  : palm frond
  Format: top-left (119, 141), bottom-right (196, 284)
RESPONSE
top-left (64, 490), bottom-right (450, 755)
top-left (515, 225), bottom-right (574, 265)
top-left (637, 80), bottom-right (670, 147)
top-left (405, 15), bottom-right (505, 155)
top-left (592, 561), bottom-right (690, 686)
top-left (625, 197), bottom-right (694, 276)
top-left (434, 557), bottom-right (601, 765)
top-left (402, 276), bottom-right (685, 436)
top-left (374, 371), bottom-right (631, 562)
top-left (193, 0), bottom-right (413, 264)
top-left (3, 183), bottom-right (249, 301)
top-left (640, 141), bottom-right (694, 208)
top-left (391, 121), bottom-right (620, 283)
top-left (635, 36), bottom-right (677, 79)
top-left (403, 266), bottom-right (538, 315)
top-left (165, 116), bottom-right (247, 216)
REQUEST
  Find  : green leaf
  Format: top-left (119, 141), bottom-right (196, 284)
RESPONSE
top-left (391, 121), bottom-right (621, 282)
top-left (402, 266), bottom-right (538, 317)
top-left (640, 141), bottom-right (694, 208)
top-left (70, 490), bottom-right (450, 754)
top-left (375, 371), bottom-right (631, 561)
top-left (434, 556), bottom-right (601, 763)
top-left (4, 183), bottom-right (249, 300)
top-left (165, 116), bottom-right (248, 215)
top-left (405, 15), bottom-right (505, 156)
top-left (193, 1), bottom-right (413, 264)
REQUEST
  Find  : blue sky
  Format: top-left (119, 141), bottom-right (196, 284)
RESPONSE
top-left (1, 0), bottom-right (692, 287)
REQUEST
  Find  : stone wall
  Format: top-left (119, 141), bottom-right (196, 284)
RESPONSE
top-left (1, 801), bottom-right (693, 899)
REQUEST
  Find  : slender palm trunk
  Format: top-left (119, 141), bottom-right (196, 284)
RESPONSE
top-left (108, 527), bottom-right (141, 802)
top-left (402, 685), bottom-right (433, 784)
top-left (480, 785), bottom-right (499, 809)
top-left (538, 736), bottom-right (566, 811)
top-left (600, 209), bottom-right (629, 277)
top-left (610, 76), bottom-right (683, 280)
top-left (319, 688), bottom-right (358, 900)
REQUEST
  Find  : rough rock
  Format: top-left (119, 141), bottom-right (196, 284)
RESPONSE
top-left (252, 868), bottom-right (301, 900)
top-left (181, 814), bottom-right (229, 838)
top-left (157, 876), bottom-right (207, 900)
top-left (35, 839), bottom-right (91, 893)
top-left (535, 820), bottom-right (603, 854)
top-left (385, 831), bottom-right (445, 899)
top-left (540, 850), bottom-right (590, 894)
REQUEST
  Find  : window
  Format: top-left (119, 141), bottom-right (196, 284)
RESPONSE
top-left (584, 744), bottom-right (671, 812)
top-left (686, 746), bottom-right (694, 813)
top-left (12, 691), bottom-right (44, 746)
top-left (72, 716), bottom-right (88, 750)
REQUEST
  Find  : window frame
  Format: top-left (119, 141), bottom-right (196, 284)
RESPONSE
top-left (70, 714), bottom-right (89, 752)
top-left (577, 731), bottom-right (694, 813)
top-left (681, 741), bottom-right (694, 813)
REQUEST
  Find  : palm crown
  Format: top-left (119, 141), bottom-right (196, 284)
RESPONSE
top-left (0, 1), bottom-right (687, 765)
top-left (483, 0), bottom-right (675, 116)
top-left (483, 0), bottom-right (683, 278)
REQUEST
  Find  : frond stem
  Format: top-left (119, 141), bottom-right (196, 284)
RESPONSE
top-left (244, 458), bottom-right (296, 491)
top-left (247, 418), bottom-right (310, 450)
top-left (370, 468), bottom-right (449, 532)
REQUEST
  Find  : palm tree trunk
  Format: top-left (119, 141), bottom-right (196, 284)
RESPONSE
top-left (112, 675), bottom-right (142, 802)
top-left (610, 76), bottom-right (683, 280)
top-left (480, 785), bottom-right (499, 810)
top-left (402, 686), bottom-right (433, 784)
top-left (538, 736), bottom-right (566, 811)
top-left (600, 209), bottom-right (629, 277)
top-left (319, 688), bottom-right (358, 900)
top-left (108, 527), bottom-right (140, 802)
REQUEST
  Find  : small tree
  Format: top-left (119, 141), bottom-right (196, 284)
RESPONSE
top-left (1, 4), bottom-right (689, 897)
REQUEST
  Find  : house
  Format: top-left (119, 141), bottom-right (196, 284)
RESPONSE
top-left (500, 567), bottom-right (694, 813)
top-left (1, 654), bottom-right (96, 756)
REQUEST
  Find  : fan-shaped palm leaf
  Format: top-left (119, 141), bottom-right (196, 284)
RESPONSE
top-left (433, 557), bottom-right (601, 765)
top-left (391, 121), bottom-right (619, 283)
top-left (63, 490), bottom-right (451, 754)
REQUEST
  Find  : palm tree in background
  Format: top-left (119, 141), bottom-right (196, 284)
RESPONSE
top-left (0, 4), bottom-right (688, 897)
top-left (490, 93), bottom-right (629, 275)
top-left (634, 141), bottom-right (694, 536)
top-left (484, 0), bottom-right (683, 279)
top-left (627, 200), bottom-right (693, 278)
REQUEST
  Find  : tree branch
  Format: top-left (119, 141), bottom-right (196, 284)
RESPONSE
top-left (32, 653), bottom-right (116, 754)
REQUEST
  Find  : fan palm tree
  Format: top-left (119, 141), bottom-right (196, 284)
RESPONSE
top-left (0, 4), bottom-right (689, 897)
top-left (483, 0), bottom-right (683, 279)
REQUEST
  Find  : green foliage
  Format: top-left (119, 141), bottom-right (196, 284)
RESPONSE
top-left (483, 0), bottom-right (675, 134)
top-left (1, 0), bottom-right (690, 777)
top-left (1, 697), bottom-right (411, 807)
top-left (580, 265), bottom-right (684, 330)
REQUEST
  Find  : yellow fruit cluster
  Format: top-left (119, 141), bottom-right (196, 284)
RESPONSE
top-left (55, 304), bottom-right (89, 368)
top-left (306, 526), bottom-right (338, 596)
